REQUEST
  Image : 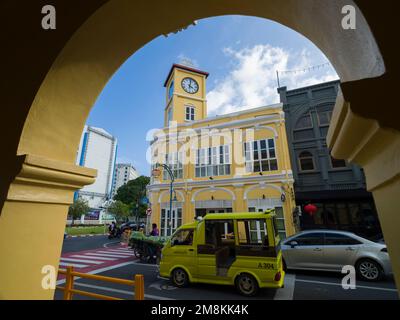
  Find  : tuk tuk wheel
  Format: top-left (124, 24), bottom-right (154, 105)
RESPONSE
top-left (235, 273), bottom-right (259, 297)
top-left (171, 268), bottom-right (189, 288)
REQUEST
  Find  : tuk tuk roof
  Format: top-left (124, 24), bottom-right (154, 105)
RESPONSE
top-left (203, 210), bottom-right (276, 221)
top-left (179, 221), bottom-right (198, 229)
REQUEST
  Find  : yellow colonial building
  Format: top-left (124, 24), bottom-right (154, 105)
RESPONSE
top-left (148, 64), bottom-right (297, 239)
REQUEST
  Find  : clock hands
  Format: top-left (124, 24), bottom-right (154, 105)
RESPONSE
top-left (182, 78), bottom-right (198, 93)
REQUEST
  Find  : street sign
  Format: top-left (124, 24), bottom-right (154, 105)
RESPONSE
top-left (146, 208), bottom-right (152, 216)
top-left (141, 196), bottom-right (149, 205)
top-left (152, 168), bottom-right (161, 178)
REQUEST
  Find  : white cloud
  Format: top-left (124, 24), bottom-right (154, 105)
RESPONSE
top-left (177, 54), bottom-right (199, 68)
top-left (207, 45), bottom-right (339, 116)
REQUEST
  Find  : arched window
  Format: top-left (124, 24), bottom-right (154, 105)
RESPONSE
top-left (295, 114), bottom-right (313, 130)
top-left (298, 151), bottom-right (315, 171)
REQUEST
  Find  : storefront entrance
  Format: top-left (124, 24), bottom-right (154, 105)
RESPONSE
top-left (298, 199), bottom-right (382, 240)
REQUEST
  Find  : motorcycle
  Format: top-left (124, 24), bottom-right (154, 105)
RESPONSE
top-left (108, 226), bottom-right (122, 239)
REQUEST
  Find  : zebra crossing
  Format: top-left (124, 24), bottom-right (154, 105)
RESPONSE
top-left (58, 245), bottom-right (136, 272)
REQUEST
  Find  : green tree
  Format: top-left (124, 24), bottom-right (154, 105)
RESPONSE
top-left (113, 176), bottom-right (150, 218)
top-left (68, 198), bottom-right (90, 225)
top-left (106, 200), bottom-right (130, 222)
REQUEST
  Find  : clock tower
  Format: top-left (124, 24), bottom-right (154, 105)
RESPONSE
top-left (163, 63), bottom-right (209, 126)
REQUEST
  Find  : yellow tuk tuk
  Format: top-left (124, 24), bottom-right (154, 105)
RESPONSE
top-left (159, 210), bottom-right (285, 296)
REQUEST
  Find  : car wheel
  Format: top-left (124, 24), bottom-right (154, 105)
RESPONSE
top-left (171, 268), bottom-right (189, 288)
top-left (235, 273), bottom-right (259, 297)
top-left (356, 259), bottom-right (383, 281)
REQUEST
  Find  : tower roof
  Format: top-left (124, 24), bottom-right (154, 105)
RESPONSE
top-left (163, 63), bottom-right (209, 87)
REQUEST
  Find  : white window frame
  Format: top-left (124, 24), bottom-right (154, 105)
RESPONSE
top-left (195, 145), bottom-right (231, 177)
top-left (244, 139), bottom-right (278, 173)
top-left (185, 106), bottom-right (195, 121)
top-left (160, 207), bottom-right (182, 237)
top-left (163, 152), bottom-right (184, 180)
top-left (248, 204), bottom-right (286, 239)
top-left (248, 219), bottom-right (267, 244)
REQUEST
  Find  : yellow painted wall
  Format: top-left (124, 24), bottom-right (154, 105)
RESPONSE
top-left (0, 202), bottom-right (67, 299)
top-left (155, 109), bottom-right (291, 184)
top-left (165, 67), bottom-right (207, 126)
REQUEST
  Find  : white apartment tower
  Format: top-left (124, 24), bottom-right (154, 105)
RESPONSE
top-left (112, 163), bottom-right (139, 197)
top-left (76, 125), bottom-right (118, 209)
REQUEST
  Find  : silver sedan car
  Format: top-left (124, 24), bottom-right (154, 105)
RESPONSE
top-left (281, 230), bottom-right (392, 281)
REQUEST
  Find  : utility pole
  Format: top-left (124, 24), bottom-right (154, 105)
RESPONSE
top-left (276, 70), bottom-right (281, 88)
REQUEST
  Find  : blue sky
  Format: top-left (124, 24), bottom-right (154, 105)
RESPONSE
top-left (86, 15), bottom-right (338, 175)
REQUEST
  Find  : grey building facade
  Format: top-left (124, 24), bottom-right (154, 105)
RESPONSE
top-left (278, 81), bottom-right (381, 239)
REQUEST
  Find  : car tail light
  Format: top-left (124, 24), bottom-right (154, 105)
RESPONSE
top-left (274, 271), bottom-right (282, 282)
top-left (381, 247), bottom-right (387, 252)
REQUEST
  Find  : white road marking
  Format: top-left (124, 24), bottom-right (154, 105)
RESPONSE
top-left (57, 261), bottom-right (136, 285)
top-left (106, 249), bottom-right (133, 253)
top-left (71, 255), bottom-right (117, 261)
top-left (105, 249), bottom-right (134, 255)
top-left (60, 257), bottom-right (103, 264)
top-left (149, 281), bottom-right (177, 291)
top-left (103, 241), bottom-right (121, 248)
top-left (96, 249), bottom-right (134, 256)
top-left (59, 262), bottom-right (89, 268)
top-left (96, 251), bottom-right (134, 256)
top-left (273, 273), bottom-right (296, 300)
top-left (73, 282), bottom-right (175, 300)
top-left (84, 253), bottom-right (133, 258)
top-left (296, 278), bottom-right (398, 292)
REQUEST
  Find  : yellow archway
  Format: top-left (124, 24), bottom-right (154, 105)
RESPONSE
top-left (1, 0), bottom-right (399, 299)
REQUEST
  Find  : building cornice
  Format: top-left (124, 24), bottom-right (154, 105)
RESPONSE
top-left (282, 80), bottom-right (340, 96)
top-left (147, 171), bottom-right (294, 191)
top-left (163, 63), bottom-right (209, 87)
top-left (178, 103), bottom-right (283, 127)
top-left (7, 154), bottom-right (97, 205)
top-left (151, 114), bottom-right (285, 145)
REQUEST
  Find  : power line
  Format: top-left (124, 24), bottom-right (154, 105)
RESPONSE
top-left (276, 62), bottom-right (332, 88)
top-left (279, 62), bottom-right (331, 75)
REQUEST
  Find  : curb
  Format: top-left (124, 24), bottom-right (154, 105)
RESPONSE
top-left (66, 234), bottom-right (108, 238)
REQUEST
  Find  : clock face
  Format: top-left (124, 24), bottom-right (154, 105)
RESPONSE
top-left (181, 77), bottom-right (199, 94)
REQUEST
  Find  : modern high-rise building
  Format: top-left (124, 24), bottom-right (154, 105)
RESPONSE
top-left (147, 64), bottom-right (297, 239)
top-left (75, 125), bottom-right (118, 210)
top-left (111, 163), bottom-right (140, 197)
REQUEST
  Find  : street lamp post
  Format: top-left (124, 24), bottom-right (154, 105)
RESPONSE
top-left (154, 163), bottom-right (176, 234)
